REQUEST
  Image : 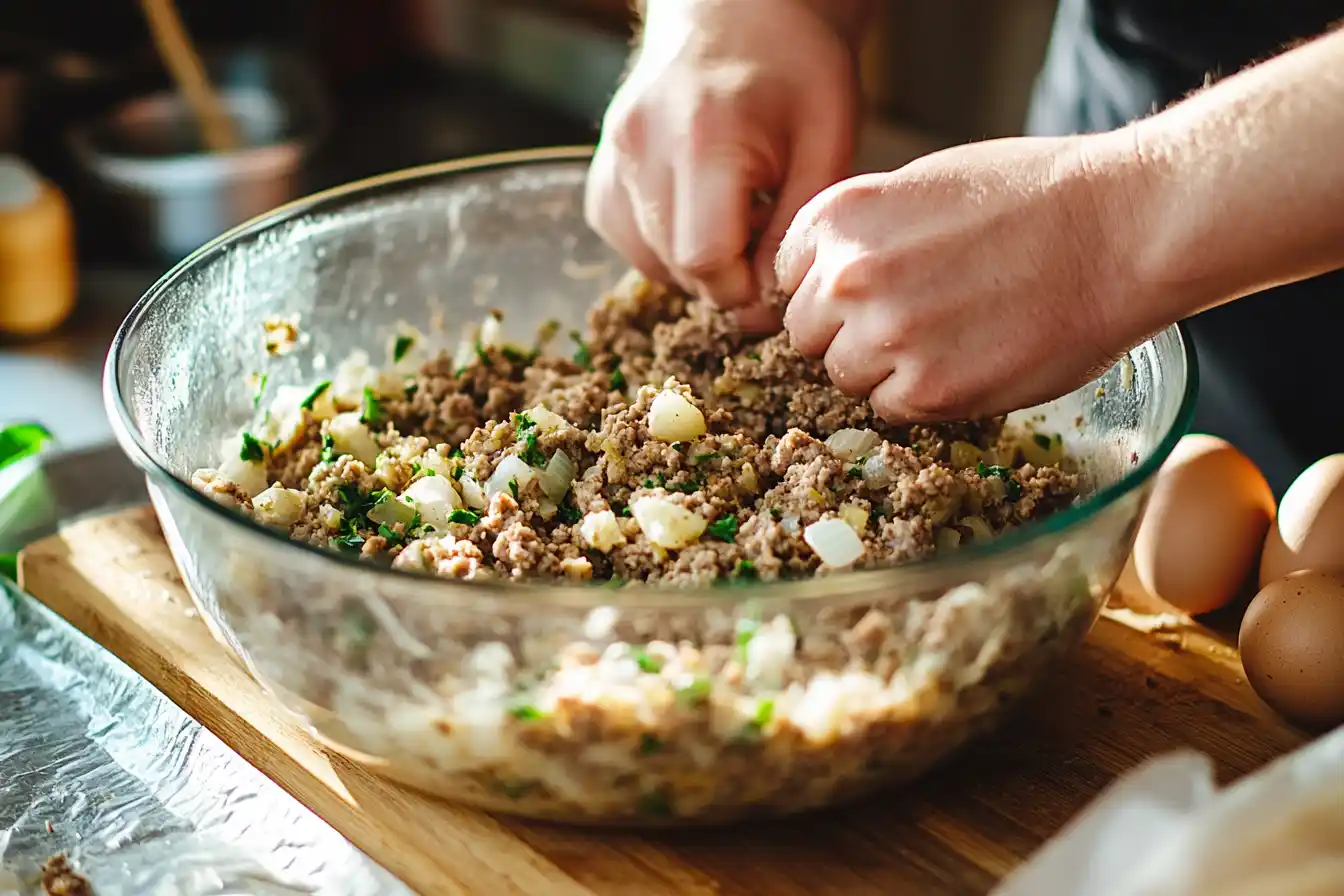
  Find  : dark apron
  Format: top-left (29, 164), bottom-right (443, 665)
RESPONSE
top-left (1026, 0), bottom-right (1344, 496)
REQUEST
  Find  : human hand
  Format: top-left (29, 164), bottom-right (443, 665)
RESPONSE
top-left (586, 0), bottom-right (861, 330)
top-left (775, 134), bottom-right (1151, 421)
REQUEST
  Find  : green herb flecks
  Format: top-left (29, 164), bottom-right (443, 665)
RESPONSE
top-left (734, 559), bottom-right (758, 581)
top-left (675, 677), bottom-right (712, 706)
top-left (475, 339), bottom-right (493, 368)
top-left (734, 617), bottom-right (759, 664)
top-left (632, 647), bottom-right (663, 674)
top-left (251, 372), bottom-right (269, 408)
top-left (556, 503), bottom-right (582, 525)
top-left (239, 432), bottom-right (266, 463)
top-left (509, 704), bottom-right (546, 721)
top-left (609, 368), bottom-right (627, 391)
top-left (507, 478), bottom-right (519, 500)
top-left (668, 478), bottom-right (701, 495)
top-left (501, 345), bottom-right (536, 365)
top-left (320, 433), bottom-right (337, 464)
top-left (300, 380), bottom-right (332, 410)
top-left (447, 508), bottom-right (481, 526)
top-left (570, 330), bottom-right (593, 371)
top-left (706, 515), bottom-right (738, 543)
top-left (742, 698), bottom-right (775, 738)
top-left (360, 387), bottom-right (382, 426)
top-left (846, 465), bottom-right (864, 480)
top-left (976, 461), bottom-right (1023, 501)
top-left (693, 451), bottom-right (719, 463)
top-left (448, 446), bottom-right (464, 459)
top-left (639, 733), bottom-right (663, 755)
top-left (393, 334), bottom-right (415, 363)
top-left (746, 351), bottom-right (761, 361)
top-left (769, 507), bottom-right (782, 520)
top-left (519, 431), bottom-right (547, 468)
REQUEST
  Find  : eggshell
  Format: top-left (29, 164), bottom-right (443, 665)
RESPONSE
top-left (1132, 435), bottom-right (1275, 615)
top-left (1239, 570), bottom-right (1344, 731)
top-left (1260, 454), bottom-right (1344, 587)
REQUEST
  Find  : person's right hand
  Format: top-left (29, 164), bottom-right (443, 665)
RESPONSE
top-left (586, 0), bottom-right (861, 330)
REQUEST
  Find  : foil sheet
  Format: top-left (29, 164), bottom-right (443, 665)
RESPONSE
top-left (0, 445), bottom-right (412, 895)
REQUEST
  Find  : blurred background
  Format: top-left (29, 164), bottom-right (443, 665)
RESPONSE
top-left (0, 0), bottom-right (1058, 451)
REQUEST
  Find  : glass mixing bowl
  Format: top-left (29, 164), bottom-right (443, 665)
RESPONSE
top-left (104, 147), bottom-right (1196, 825)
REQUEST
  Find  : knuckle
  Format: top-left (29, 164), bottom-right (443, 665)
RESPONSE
top-left (824, 254), bottom-right (881, 299)
top-left (904, 366), bottom-right (968, 419)
top-left (605, 109), bottom-right (648, 156)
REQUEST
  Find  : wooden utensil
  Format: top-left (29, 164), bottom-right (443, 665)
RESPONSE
top-left (138, 0), bottom-right (239, 153)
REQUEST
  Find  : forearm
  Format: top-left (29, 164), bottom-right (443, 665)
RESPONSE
top-left (1092, 26), bottom-right (1344, 336)
top-left (637, 0), bottom-right (874, 49)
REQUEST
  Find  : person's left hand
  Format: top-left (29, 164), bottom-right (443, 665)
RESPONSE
top-left (774, 133), bottom-right (1151, 422)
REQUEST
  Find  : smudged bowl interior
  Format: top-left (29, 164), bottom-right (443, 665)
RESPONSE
top-left (104, 147), bottom-right (1196, 825)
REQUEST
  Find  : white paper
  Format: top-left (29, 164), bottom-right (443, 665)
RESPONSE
top-left (995, 726), bottom-right (1344, 896)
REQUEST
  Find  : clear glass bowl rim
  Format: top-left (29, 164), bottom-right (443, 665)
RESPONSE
top-left (102, 145), bottom-right (1200, 610)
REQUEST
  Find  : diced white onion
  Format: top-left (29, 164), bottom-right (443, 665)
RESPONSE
top-left (218, 436), bottom-right (268, 496)
top-left (318, 505), bottom-right (343, 531)
top-left (252, 485), bottom-right (305, 527)
top-left (331, 350), bottom-right (402, 405)
top-left (419, 447), bottom-right (457, 479)
top-left (479, 312), bottom-right (503, 348)
top-left (527, 406), bottom-right (568, 432)
top-left (862, 455), bottom-right (893, 489)
top-left (579, 510), bottom-right (627, 552)
top-left (367, 494), bottom-right (418, 529)
top-left (459, 473), bottom-right (488, 509)
top-left (959, 515), bottom-right (994, 542)
top-left (451, 336), bottom-right (476, 373)
top-left (825, 428), bottom-right (880, 461)
top-left (839, 502), bottom-right (868, 534)
top-left (779, 513), bottom-right (801, 536)
top-left (329, 412), bottom-right (380, 467)
top-left (630, 496), bottom-right (706, 549)
top-left (538, 499), bottom-right (558, 520)
top-left (486, 455), bottom-right (536, 500)
top-left (740, 462), bottom-right (759, 494)
top-left (950, 441), bottom-right (983, 470)
top-left (537, 449), bottom-right (577, 501)
top-left (404, 475), bottom-right (463, 530)
top-left (647, 389), bottom-right (706, 442)
top-left (803, 517), bottom-right (866, 567)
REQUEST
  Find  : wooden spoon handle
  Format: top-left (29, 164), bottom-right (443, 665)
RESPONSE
top-left (138, 0), bottom-right (239, 153)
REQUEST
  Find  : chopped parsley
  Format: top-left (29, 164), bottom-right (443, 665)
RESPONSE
top-left (320, 433), bottom-right (337, 463)
top-left (846, 465), bottom-right (864, 480)
top-left (377, 522), bottom-right (401, 546)
top-left (911, 444), bottom-right (923, 455)
top-left (519, 431), bottom-right (547, 467)
top-left (448, 446), bottom-right (464, 459)
top-left (668, 478), bottom-right (700, 494)
top-left (675, 677), bottom-right (712, 706)
top-left (239, 432), bottom-right (266, 463)
top-left (609, 368), bottom-right (627, 391)
top-left (331, 531), bottom-right (365, 551)
top-left (447, 508), bottom-right (480, 525)
top-left (393, 334), bottom-right (415, 362)
top-left (769, 507), bottom-right (782, 520)
top-left (556, 503), bottom-right (582, 525)
top-left (706, 515), bottom-right (738, 543)
top-left (513, 412), bottom-right (536, 432)
top-left (614, 503), bottom-right (632, 517)
top-left (501, 345), bottom-right (536, 365)
top-left (746, 352), bottom-right (761, 361)
top-left (745, 698), bottom-right (775, 734)
top-left (639, 733), bottom-right (663, 755)
top-left (632, 647), bottom-right (663, 674)
top-left (251, 372), bottom-right (269, 408)
top-left (368, 488), bottom-right (395, 506)
top-left (693, 451), bottom-right (719, 463)
top-left (734, 559), bottom-right (759, 581)
top-left (300, 380), bottom-right (331, 410)
top-left (410, 462), bottom-right (422, 477)
top-left (507, 478), bottom-right (519, 499)
top-left (475, 339), bottom-right (492, 367)
top-left (509, 705), bottom-right (545, 721)
top-left (404, 381), bottom-right (418, 399)
top-left (570, 330), bottom-right (593, 370)
top-left (977, 460), bottom-right (1023, 501)
top-left (360, 387), bottom-right (381, 425)
top-left (734, 617), bottom-right (759, 663)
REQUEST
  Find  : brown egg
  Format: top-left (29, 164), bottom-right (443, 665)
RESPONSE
top-left (1239, 570), bottom-right (1344, 731)
top-left (1132, 435), bottom-right (1275, 615)
top-left (1260, 454), bottom-right (1344, 586)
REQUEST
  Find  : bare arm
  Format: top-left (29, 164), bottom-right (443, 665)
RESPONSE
top-left (636, 0), bottom-right (875, 49)
top-left (1092, 26), bottom-right (1344, 340)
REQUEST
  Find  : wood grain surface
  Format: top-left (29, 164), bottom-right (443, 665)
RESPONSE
top-left (18, 507), bottom-right (1307, 896)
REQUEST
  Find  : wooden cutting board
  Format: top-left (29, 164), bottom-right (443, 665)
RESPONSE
top-left (18, 507), bottom-right (1306, 896)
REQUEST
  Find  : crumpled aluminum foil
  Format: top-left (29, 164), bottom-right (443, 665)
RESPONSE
top-left (0, 446), bottom-right (412, 895)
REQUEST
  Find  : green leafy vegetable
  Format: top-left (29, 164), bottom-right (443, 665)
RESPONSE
top-left (734, 559), bottom-right (758, 581)
top-left (507, 478), bottom-right (519, 499)
top-left (976, 461), bottom-right (1023, 501)
top-left (846, 465), bottom-right (863, 480)
top-left (393, 334), bottom-right (415, 363)
top-left (509, 705), bottom-right (546, 721)
top-left (475, 339), bottom-right (493, 368)
top-left (570, 330), bottom-right (593, 370)
top-left (675, 677), bottom-right (712, 706)
top-left (501, 345), bottom-right (536, 365)
top-left (319, 433), bottom-right (337, 464)
top-left (609, 368), bottom-right (627, 391)
top-left (448, 446), bottom-right (464, 459)
top-left (746, 352), bottom-right (761, 361)
top-left (556, 504), bottom-right (582, 525)
top-left (769, 507), bottom-right (782, 520)
top-left (404, 381), bottom-right (419, 399)
top-left (447, 508), bottom-right (481, 526)
top-left (300, 380), bottom-right (331, 410)
top-left (360, 387), bottom-right (381, 425)
top-left (330, 532), bottom-right (365, 551)
top-left (668, 479), bottom-right (700, 494)
top-left (519, 431), bottom-right (546, 468)
top-left (513, 412), bottom-right (536, 432)
top-left (239, 432), bottom-right (266, 463)
top-left (706, 515), bottom-right (738, 543)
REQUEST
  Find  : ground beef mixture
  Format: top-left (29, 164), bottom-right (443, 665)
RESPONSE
top-left (194, 274), bottom-right (1079, 586)
top-left (189, 272), bottom-right (1101, 825)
